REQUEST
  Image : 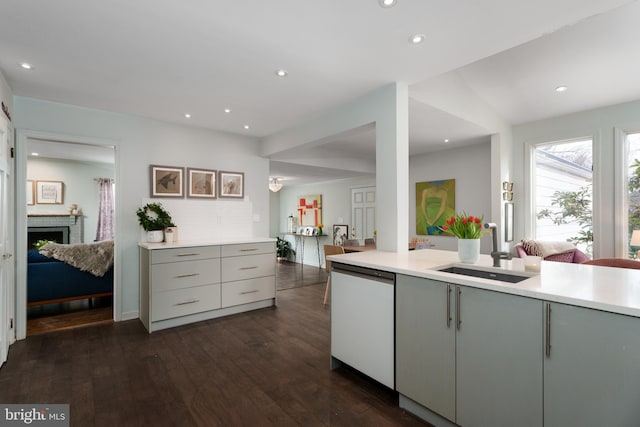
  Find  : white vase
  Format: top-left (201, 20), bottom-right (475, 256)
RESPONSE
top-left (458, 238), bottom-right (480, 264)
top-left (147, 230), bottom-right (164, 243)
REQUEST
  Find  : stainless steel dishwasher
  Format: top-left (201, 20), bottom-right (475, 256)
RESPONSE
top-left (330, 262), bottom-right (395, 389)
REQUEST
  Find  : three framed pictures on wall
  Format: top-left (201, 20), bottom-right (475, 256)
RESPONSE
top-left (149, 165), bottom-right (245, 199)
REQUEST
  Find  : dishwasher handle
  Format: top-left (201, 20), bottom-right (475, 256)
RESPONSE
top-left (331, 263), bottom-right (395, 285)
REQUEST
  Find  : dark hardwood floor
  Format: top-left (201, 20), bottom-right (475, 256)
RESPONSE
top-left (2, 262), bottom-right (431, 426)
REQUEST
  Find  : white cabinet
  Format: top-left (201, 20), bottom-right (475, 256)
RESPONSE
top-left (140, 240), bottom-right (275, 332)
top-left (544, 302), bottom-right (640, 427)
top-left (396, 274), bottom-right (543, 427)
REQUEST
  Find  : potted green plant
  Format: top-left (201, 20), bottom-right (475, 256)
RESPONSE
top-left (136, 202), bottom-right (176, 243)
top-left (276, 237), bottom-right (296, 263)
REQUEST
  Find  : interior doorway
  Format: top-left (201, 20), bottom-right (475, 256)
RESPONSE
top-left (16, 132), bottom-right (117, 338)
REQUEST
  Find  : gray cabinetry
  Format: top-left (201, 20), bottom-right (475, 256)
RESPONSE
top-left (544, 302), bottom-right (640, 427)
top-left (396, 274), bottom-right (543, 427)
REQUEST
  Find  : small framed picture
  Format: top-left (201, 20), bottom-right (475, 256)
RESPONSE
top-left (27, 180), bottom-right (35, 205)
top-left (36, 180), bottom-right (64, 204)
top-left (219, 171), bottom-right (244, 199)
top-left (150, 165), bottom-right (184, 198)
top-left (187, 168), bottom-right (216, 199)
top-left (332, 224), bottom-right (348, 246)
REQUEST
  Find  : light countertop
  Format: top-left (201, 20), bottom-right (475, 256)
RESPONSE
top-left (138, 237), bottom-right (276, 250)
top-left (328, 249), bottom-right (640, 318)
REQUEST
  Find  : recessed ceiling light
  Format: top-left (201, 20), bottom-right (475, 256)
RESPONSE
top-left (444, 139), bottom-right (449, 143)
top-left (184, 113), bottom-right (191, 118)
top-left (244, 125), bottom-right (250, 130)
top-left (409, 34), bottom-right (425, 44)
top-left (224, 108), bottom-right (231, 113)
top-left (20, 62), bottom-right (32, 70)
top-left (275, 69), bottom-right (288, 77)
top-left (379, 0), bottom-right (397, 7)
top-left (31, 152), bottom-right (39, 156)
top-left (555, 86), bottom-right (568, 92)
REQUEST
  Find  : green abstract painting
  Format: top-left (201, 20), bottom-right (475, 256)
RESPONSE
top-left (416, 179), bottom-right (455, 235)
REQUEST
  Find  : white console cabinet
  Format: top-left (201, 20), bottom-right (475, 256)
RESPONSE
top-left (139, 239), bottom-right (276, 332)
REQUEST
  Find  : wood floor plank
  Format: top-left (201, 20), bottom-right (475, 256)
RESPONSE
top-left (1, 263), bottom-right (431, 426)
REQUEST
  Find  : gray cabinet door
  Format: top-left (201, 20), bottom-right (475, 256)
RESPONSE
top-left (456, 286), bottom-right (543, 427)
top-left (396, 274), bottom-right (456, 421)
top-left (545, 302), bottom-right (640, 427)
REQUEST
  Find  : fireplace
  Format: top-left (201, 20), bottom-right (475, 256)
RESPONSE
top-left (28, 226), bottom-right (70, 249)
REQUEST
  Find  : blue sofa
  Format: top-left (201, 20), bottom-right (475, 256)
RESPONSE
top-left (27, 249), bottom-right (113, 306)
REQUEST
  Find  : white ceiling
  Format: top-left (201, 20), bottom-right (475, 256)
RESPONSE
top-left (2, 0), bottom-right (639, 184)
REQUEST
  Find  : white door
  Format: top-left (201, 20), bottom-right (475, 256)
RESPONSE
top-left (351, 187), bottom-right (376, 241)
top-left (0, 115), bottom-right (14, 366)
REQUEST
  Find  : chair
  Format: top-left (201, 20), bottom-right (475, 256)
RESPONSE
top-left (364, 238), bottom-right (376, 246)
top-left (515, 240), bottom-right (590, 263)
top-left (581, 258), bottom-right (640, 269)
top-left (323, 245), bottom-right (345, 305)
top-left (342, 239), bottom-right (360, 247)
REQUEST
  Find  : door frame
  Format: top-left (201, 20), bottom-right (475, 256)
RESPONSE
top-left (15, 130), bottom-right (120, 340)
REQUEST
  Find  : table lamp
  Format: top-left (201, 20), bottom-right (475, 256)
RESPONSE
top-left (631, 230), bottom-right (640, 259)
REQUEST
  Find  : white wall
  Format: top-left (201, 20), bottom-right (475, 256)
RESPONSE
top-left (27, 157), bottom-right (114, 243)
top-left (278, 176), bottom-right (375, 267)
top-left (410, 141), bottom-right (493, 254)
top-left (14, 96), bottom-right (270, 321)
top-left (512, 99), bottom-right (640, 258)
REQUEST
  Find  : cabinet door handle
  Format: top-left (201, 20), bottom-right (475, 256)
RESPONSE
top-left (176, 253), bottom-right (200, 257)
top-left (175, 298), bottom-right (200, 306)
top-left (545, 303), bottom-right (552, 358)
top-left (446, 284), bottom-right (452, 328)
top-left (240, 248), bottom-right (258, 252)
top-left (456, 286), bottom-right (462, 330)
top-left (240, 290), bottom-right (259, 295)
top-left (240, 266), bottom-right (258, 270)
top-left (175, 273), bottom-right (200, 278)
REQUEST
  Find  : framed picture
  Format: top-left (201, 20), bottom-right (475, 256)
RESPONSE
top-left (219, 171), bottom-right (244, 198)
top-left (187, 167), bottom-right (216, 199)
top-left (505, 202), bottom-right (514, 242)
top-left (150, 165), bottom-right (184, 198)
top-left (415, 179), bottom-right (455, 235)
top-left (35, 180), bottom-right (64, 204)
top-left (27, 180), bottom-right (34, 205)
top-left (332, 224), bottom-right (348, 246)
top-left (297, 194), bottom-right (322, 226)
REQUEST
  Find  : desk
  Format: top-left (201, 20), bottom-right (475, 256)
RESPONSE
top-left (281, 233), bottom-right (327, 268)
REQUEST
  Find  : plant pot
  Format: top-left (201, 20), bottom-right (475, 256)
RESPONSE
top-left (147, 230), bottom-right (164, 243)
top-left (458, 238), bottom-right (480, 264)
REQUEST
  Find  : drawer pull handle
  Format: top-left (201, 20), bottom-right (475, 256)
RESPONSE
top-left (175, 273), bottom-right (200, 278)
top-left (175, 299), bottom-right (200, 306)
top-left (240, 266), bottom-right (258, 270)
top-left (240, 248), bottom-right (258, 252)
top-left (240, 290), bottom-right (259, 295)
top-left (176, 253), bottom-right (200, 257)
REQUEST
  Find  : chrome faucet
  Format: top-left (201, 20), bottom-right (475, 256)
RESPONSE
top-left (484, 223), bottom-right (512, 267)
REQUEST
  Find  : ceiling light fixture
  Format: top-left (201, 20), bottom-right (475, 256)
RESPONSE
top-left (244, 125), bottom-right (250, 130)
top-left (444, 139), bottom-right (449, 143)
top-left (379, 0), bottom-right (397, 7)
top-left (224, 108), bottom-right (231, 113)
top-left (269, 178), bottom-right (283, 192)
top-left (275, 69), bottom-right (288, 77)
top-left (555, 86), bottom-right (568, 92)
top-left (20, 62), bottom-right (32, 70)
top-left (31, 152), bottom-right (39, 156)
top-left (409, 34), bottom-right (426, 44)
top-left (184, 113), bottom-right (191, 118)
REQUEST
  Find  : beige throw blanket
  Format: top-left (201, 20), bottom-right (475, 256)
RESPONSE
top-left (521, 239), bottom-right (576, 258)
top-left (39, 240), bottom-right (114, 277)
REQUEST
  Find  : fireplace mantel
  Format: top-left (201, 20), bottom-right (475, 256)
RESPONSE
top-left (27, 214), bottom-right (84, 244)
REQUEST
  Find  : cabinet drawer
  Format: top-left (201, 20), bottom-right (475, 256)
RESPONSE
top-left (221, 241), bottom-right (275, 257)
top-left (151, 246), bottom-right (220, 264)
top-left (221, 253), bottom-right (275, 282)
top-left (221, 277), bottom-right (275, 308)
top-left (152, 259), bottom-right (220, 292)
top-left (152, 283), bottom-right (221, 322)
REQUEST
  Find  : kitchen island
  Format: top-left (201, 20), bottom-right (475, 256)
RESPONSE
top-left (328, 248), bottom-right (640, 427)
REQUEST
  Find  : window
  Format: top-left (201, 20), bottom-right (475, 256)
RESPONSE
top-left (533, 138), bottom-right (593, 255)
top-left (624, 132), bottom-right (640, 258)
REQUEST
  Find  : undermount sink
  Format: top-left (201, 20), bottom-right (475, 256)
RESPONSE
top-left (438, 266), bottom-right (531, 283)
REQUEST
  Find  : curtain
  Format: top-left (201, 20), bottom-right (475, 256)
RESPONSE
top-left (95, 178), bottom-right (114, 241)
